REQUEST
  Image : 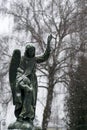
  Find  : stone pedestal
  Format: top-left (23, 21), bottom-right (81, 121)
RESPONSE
top-left (8, 121), bottom-right (42, 130)
top-left (8, 127), bottom-right (42, 130)
top-left (8, 121), bottom-right (32, 129)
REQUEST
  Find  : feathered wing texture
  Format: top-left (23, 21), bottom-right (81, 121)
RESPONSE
top-left (9, 49), bottom-right (21, 105)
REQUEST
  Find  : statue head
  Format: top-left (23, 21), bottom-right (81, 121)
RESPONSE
top-left (25, 45), bottom-right (35, 58)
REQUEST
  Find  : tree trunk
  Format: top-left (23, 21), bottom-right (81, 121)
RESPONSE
top-left (42, 66), bottom-right (55, 130)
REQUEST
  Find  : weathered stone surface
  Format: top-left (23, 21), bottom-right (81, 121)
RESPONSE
top-left (8, 121), bottom-right (42, 130)
top-left (8, 126), bottom-right (42, 130)
top-left (8, 121), bottom-right (33, 129)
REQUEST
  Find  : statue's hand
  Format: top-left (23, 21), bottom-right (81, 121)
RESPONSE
top-left (24, 85), bottom-right (33, 92)
top-left (20, 80), bottom-right (33, 92)
top-left (47, 34), bottom-right (53, 43)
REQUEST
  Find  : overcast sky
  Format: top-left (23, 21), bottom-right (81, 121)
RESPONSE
top-left (0, 15), bottom-right (13, 35)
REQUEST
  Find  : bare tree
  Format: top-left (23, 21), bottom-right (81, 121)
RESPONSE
top-left (0, 35), bottom-right (12, 129)
top-left (0, 0), bottom-right (80, 129)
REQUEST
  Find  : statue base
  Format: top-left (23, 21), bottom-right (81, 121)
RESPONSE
top-left (8, 121), bottom-right (35, 130)
top-left (8, 127), bottom-right (42, 130)
top-left (8, 121), bottom-right (42, 130)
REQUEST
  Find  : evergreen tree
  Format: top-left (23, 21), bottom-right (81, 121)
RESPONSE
top-left (67, 55), bottom-right (87, 130)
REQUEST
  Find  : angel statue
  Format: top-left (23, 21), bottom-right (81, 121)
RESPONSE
top-left (8, 34), bottom-right (52, 129)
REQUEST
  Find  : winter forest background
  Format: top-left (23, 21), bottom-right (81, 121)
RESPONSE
top-left (0, 0), bottom-right (87, 130)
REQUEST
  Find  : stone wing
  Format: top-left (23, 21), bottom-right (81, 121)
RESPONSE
top-left (9, 49), bottom-right (21, 105)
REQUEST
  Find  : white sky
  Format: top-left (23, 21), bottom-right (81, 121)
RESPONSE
top-left (0, 15), bottom-right (13, 35)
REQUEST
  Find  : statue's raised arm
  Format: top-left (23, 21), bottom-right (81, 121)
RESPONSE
top-left (36, 34), bottom-right (52, 63)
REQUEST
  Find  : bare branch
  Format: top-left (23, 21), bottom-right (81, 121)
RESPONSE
top-left (38, 85), bottom-right (48, 89)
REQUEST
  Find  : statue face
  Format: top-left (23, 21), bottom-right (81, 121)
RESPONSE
top-left (25, 45), bottom-right (35, 58)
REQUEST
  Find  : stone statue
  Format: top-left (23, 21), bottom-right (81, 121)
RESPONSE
top-left (8, 34), bottom-right (52, 129)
